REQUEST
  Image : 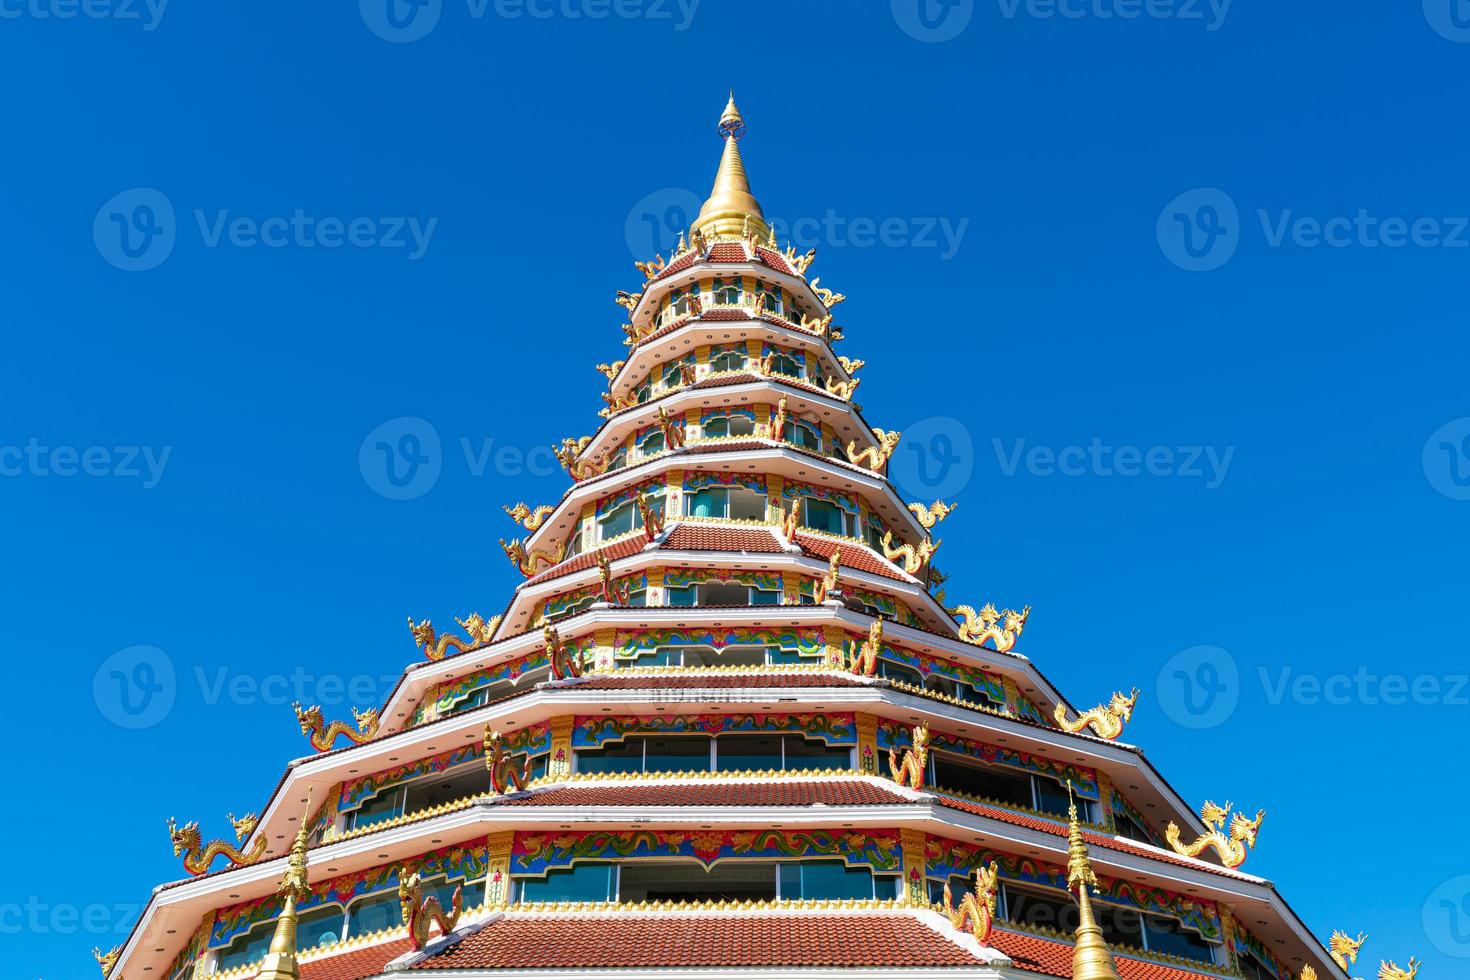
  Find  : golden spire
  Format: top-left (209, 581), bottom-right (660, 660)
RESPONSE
top-left (1066, 783), bottom-right (1121, 980)
top-left (254, 792), bottom-right (314, 980)
top-left (694, 92), bottom-right (769, 243)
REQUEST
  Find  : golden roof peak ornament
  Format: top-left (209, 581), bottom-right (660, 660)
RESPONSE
top-left (1066, 782), bottom-right (1121, 980)
top-left (694, 92), bottom-right (768, 243)
top-left (254, 790), bottom-right (315, 980)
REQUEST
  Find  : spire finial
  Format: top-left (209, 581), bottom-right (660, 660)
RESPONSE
top-left (1066, 783), bottom-right (1121, 980)
top-left (695, 93), bottom-right (767, 242)
top-left (254, 791), bottom-right (315, 980)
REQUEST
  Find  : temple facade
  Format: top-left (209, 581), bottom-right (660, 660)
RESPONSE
top-left (99, 97), bottom-right (1377, 980)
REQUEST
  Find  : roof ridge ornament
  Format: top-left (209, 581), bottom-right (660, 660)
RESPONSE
top-left (1066, 782), bottom-right (1122, 980)
top-left (694, 93), bottom-right (769, 243)
top-left (253, 791), bottom-right (315, 980)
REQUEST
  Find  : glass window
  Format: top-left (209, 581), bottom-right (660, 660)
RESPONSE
top-left (1115, 812), bottom-right (1150, 844)
top-left (644, 736), bottom-right (711, 773)
top-left (932, 754), bottom-right (1033, 808)
top-left (715, 283), bottom-right (740, 305)
top-left (769, 352), bottom-right (804, 378)
top-left (1143, 916), bottom-right (1217, 963)
top-left (349, 788), bottom-right (404, 830)
top-left (877, 659), bottom-right (922, 688)
top-left (710, 349), bottom-right (747, 373)
top-left (620, 861), bottom-right (776, 903)
top-left (576, 738), bottom-right (646, 774)
top-left (784, 420), bottom-right (821, 451)
top-left (1035, 776), bottom-right (1087, 820)
top-left (638, 432), bottom-right (665, 456)
top-left (660, 362), bottom-right (684, 389)
top-left (599, 493), bottom-right (662, 540)
top-left (687, 487), bottom-right (727, 518)
top-left (778, 861), bottom-right (877, 900)
top-left (605, 447), bottom-right (628, 472)
top-left (519, 862), bottom-right (617, 903)
top-left (716, 734), bottom-right (784, 772)
top-left (346, 891), bottom-right (401, 938)
top-left (783, 736), bottom-right (851, 771)
top-left (802, 499), bottom-right (853, 536)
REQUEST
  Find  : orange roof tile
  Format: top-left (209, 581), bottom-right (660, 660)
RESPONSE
top-left (988, 929), bottom-right (1226, 980)
top-left (795, 532), bottom-right (911, 583)
top-left (493, 780), bottom-right (910, 808)
top-left (298, 938), bottom-right (414, 980)
top-left (663, 523), bottom-right (785, 553)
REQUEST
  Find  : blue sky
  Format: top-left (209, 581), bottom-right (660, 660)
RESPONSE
top-left (3, 1), bottom-right (1470, 976)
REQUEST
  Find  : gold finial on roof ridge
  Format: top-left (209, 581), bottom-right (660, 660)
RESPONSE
top-left (695, 93), bottom-right (768, 243)
top-left (253, 791), bottom-right (314, 980)
top-left (1066, 781), bottom-right (1121, 980)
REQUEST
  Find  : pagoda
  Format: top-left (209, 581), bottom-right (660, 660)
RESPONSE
top-left (98, 97), bottom-right (1404, 980)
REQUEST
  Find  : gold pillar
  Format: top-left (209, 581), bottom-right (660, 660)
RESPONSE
top-left (899, 828), bottom-right (928, 906)
top-left (548, 716), bottom-right (575, 779)
top-left (594, 627), bottom-right (618, 671)
top-left (855, 712), bottom-right (879, 775)
top-left (1002, 677), bottom-right (1024, 719)
top-left (1096, 773), bottom-right (1115, 832)
top-left (695, 344), bottom-right (710, 366)
top-left (1219, 903), bottom-right (1240, 973)
top-left (484, 831), bottom-right (515, 907)
top-left (665, 469), bottom-right (684, 517)
top-left (782, 575), bottom-right (801, 605)
top-left (745, 338), bottom-right (762, 359)
top-left (767, 474), bottom-right (785, 523)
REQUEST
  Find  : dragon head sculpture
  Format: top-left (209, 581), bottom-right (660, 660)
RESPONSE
top-left (167, 817), bottom-right (201, 857)
top-left (294, 702), bottom-right (324, 737)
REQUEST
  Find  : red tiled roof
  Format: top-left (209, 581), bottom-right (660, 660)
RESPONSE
top-left (663, 523), bottom-right (785, 553)
top-left (411, 911), bottom-right (984, 970)
top-left (652, 250), bottom-right (698, 281)
top-left (494, 780), bottom-right (910, 808)
top-left (697, 307), bottom-right (750, 321)
top-left (707, 241), bottom-right (748, 263)
top-left (525, 536), bottom-right (649, 586)
top-left (756, 245), bottom-right (796, 275)
top-left (577, 672), bottom-right (868, 691)
top-left (989, 930), bottom-right (1224, 980)
top-left (794, 532), bottom-right (911, 583)
top-left (299, 938), bottom-right (414, 980)
top-left (932, 794), bottom-right (1251, 881)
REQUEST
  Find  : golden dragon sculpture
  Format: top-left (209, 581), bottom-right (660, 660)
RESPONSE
top-left (907, 499), bottom-right (957, 529)
top-left (484, 725), bottom-right (532, 795)
top-left (601, 390), bottom-right (640, 417)
top-left (836, 355), bottom-right (865, 374)
top-left (501, 537), bottom-right (567, 577)
top-left (1378, 959), bottom-right (1421, 980)
top-left (1165, 800), bottom-right (1265, 869)
top-left (1329, 931), bottom-right (1368, 971)
top-left (798, 311), bottom-right (839, 340)
top-left (825, 376), bottom-right (861, 400)
top-left (595, 552), bottom-right (631, 605)
top-left (759, 395), bottom-right (788, 440)
top-left (93, 946), bottom-right (121, 978)
top-left (1054, 689), bottom-right (1139, 741)
top-left (636, 492), bottom-right (665, 543)
top-left (633, 254), bottom-right (665, 280)
top-left (781, 497), bottom-right (803, 541)
top-left (595, 359), bottom-right (626, 381)
top-left (167, 812), bottom-right (267, 876)
top-left (942, 861), bottom-right (1000, 945)
top-left (814, 548), bottom-right (841, 602)
top-left (952, 602), bottom-right (1029, 653)
top-left (655, 405), bottom-right (685, 450)
top-left (845, 619), bottom-right (883, 677)
top-left (554, 436), bottom-right (606, 481)
top-left (294, 702), bottom-right (381, 751)
top-left (887, 722), bottom-right (929, 789)
top-left (407, 613), bottom-right (499, 662)
top-left (880, 529), bottom-right (939, 575)
top-left (846, 429), bottom-right (901, 471)
top-left (614, 289), bottom-right (642, 313)
top-left (1300, 930), bottom-right (1419, 980)
top-left (809, 277), bottom-right (846, 308)
top-left (504, 502), bottom-right (555, 531)
top-left (398, 870), bottom-right (463, 951)
top-left (782, 243), bottom-right (817, 275)
top-left (544, 624), bottom-right (582, 680)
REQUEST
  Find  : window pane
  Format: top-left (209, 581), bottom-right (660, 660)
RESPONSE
top-left (1144, 916), bottom-right (1217, 963)
top-left (577, 738), bottom-right (645, 774)
top-left (1033, 777), bottom-right (1075, 818)
top-left (518, 862), bottom-right (616, 903)
top-left (667, 586), bottom-right (696, 607)
top-left (933, 756), bottom-right (1033, 808)
top-left (803, 499), bottom-right (845, 535)
top-left (351, 789), bottom-right (402, 829)
top-left (795, 862), bottom-right (874, 900)
top-left (750, 588), bottom-right (780, 606)
top-left (298, 905), bottom-right (344, 950)
top-left (877, 660), bottom-right (922, 687)
top-left (643, 736), bottom-right (710, 774)
top-left (783, 736), bottom-right (851, 772)
top-left (688, 488), bottom-right (725, 518)
top-left (346, 893), bottom-right (401, 937)
top-left (716, 734), bottom-right (783, 772)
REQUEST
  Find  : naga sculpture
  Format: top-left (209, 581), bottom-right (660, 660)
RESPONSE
top-left (1054, 689), bottom-right (1138, 741)
top-left (484, 725), bottom-right (531, 795)
top-left (781, 497), bottom-right (803, 541)
top-left (814, 549), bottom-right (841, 602)
top-left (846, 429), bottom-right (901, 471)
top-left (1165, 801), bottom-right (1265, 869)
top-left (760, 396), bottom-right (788, 441)
top-left (907, 500), bottom-right (957, 529)
top-left (825, 376), bottom-right (861, 401)
top-left (504, 502), bottom-right (555, 531)
top-left (952, 603), bottom-right (1029, 653)
top-left (614, 289), bottom-right (642, 313)
top-left (880, 530), bottom-right (939, 576)
top-left (783, 243), bottom-right (817, 274)
top-left (398, 870), bottom-right (463, 951)
top-left (836, 355), bottom-right (865, 374)
top-left (636, 492), bottom-right (665, 543)
top-left (846, 619), bottom-right (883, 677)
top-left (501, 537), bottom-right (567, 577)
top-left (407, 613), bottom-right (498, 662)
top-left (634, 254), bottom-right (665, 280)
top-left (942, 861), bottom-right (1000, 945)
top-left (887, 722), bottom-right (928, 789)
top-left (1330, 931), bottom-right (1368, 971)
top-left (601, 390), bottom-right (640, 416)
top-left (798, 311), bottom-right (834, 337)
top-left (544, 624), bottom-right (583, 680)
top-left (809, 277), bottom-right (846, 308)
top-left (93, 946), bottom-right (121, 977)
top-left (596, 552), bottom-right (630, 605)
top-left (1379, 960), bottom-right (1420, 980)
top-left (554, 436), bottom-right (605, 481)
top-left (655, 406), bottom-right (685, 450)
top-left (595, 359), bottom-right (626, 381)
top-left (295, 702), bottom-right (381, 750)
top-left (167, 813), bottom-right (267, 876)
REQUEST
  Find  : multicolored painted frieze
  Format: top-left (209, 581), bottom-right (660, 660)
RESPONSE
top-left (597, 479), bottom-right (665, 517)
top-left (543, 574), bottom-right (647, 619)
top-left (571, 712), bottom-right (856, 748)
top-left (781, 479), bottom-right (858, 513)
top-left (662, 567), bottom-right (781, 591)
top-left (338, 724), bottom-right (551, 812)
top-left (683, 471), bottom-right (766, 493)
top-left (875, 719), bottom-right (1098, 800)
top-left (414, 647), bottom-right (584, 724)
top-left (615, 626), bottom-right (825, 660)
top-left (511, 828), bottom-right (901, 877)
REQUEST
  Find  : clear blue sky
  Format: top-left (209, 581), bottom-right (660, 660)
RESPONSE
top-left (3, 2), bottom-right (1469, 977)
